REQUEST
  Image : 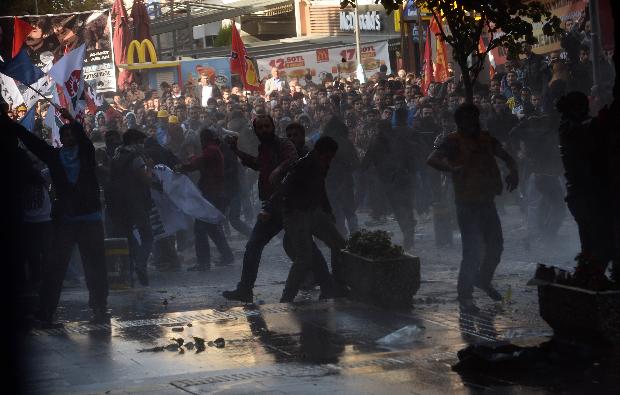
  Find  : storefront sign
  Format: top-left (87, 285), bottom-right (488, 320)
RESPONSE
top-left (256, 41), bottom-right (391, 83)
top-left (339, 11), bottom-right (382, 31)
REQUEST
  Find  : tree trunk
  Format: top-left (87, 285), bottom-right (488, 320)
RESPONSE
top-left (458, 59), bottom-right (474, 103)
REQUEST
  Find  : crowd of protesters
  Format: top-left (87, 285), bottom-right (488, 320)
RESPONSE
top-left (4, 15), bottom-right (616, 324)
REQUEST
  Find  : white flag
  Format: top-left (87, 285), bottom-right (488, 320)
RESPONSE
top-left (49, 44), bottom-right (86, 115)
top-left (0, 72), bottom-right (24, 110)
top-left (20, 60), bottom-right (53, 109)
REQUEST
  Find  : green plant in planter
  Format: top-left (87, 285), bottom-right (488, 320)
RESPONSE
top-left (346, 229), bottom-right (404, 259)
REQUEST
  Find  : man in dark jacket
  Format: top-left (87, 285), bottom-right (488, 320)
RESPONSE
top-left (486, 94), bottom-right (518, 145)
top-left (363, 118), bottom-right (417, 250)
top-left (180, 128), bottom-right (234, 270)
top-left (264, 136), bottom-right (343, 302)
top-left (223, 116), bottom-right (327, 303)
top-left (9, 108), bottom-right (109, 326)
top-left (108, 129), bottom-right (153, 285)
top-left (322, 116), bottom-right (359, 237)
top-left (143, 136), bottom-right (182, 271)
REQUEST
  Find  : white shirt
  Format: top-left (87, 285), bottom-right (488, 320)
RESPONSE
top-left (201, 85), bottom-right (213, 107)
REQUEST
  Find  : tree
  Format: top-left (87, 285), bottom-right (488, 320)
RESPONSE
top-left (341, 0), bottom-right (562, 103)
top-left (213, 25), bottom-right (232, 48)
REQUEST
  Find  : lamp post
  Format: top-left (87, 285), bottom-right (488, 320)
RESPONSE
top-left (354, 0), bottom-right (365, 82)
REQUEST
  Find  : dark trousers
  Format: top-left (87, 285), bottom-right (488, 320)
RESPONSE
top-left (327, 180), bottom-right (358, 237)
top-left (566, 193), bottom-right (614, 264)
top-left (282, 208), bottom-right (345, 300)
top-left (152, 235), bottom-right (179, 267)
top-left (227, 193), bottom-right (253, 237)
top-left (127, 220), bottom-right (153, 272)
top-left (39, 220), bottom-right (108, 319)
top-left (455, 201), bottom-right (504, 300)
top-left (194, 219), bottom-right (234, 266)
top-left (526, 174), bottom-right (566, 240)
top-left (385, 183), bottom-right (416, 247)
top-left (238, 209), bottom-right (329, 290)
top-left (21, 221), bottom-right (53, 287)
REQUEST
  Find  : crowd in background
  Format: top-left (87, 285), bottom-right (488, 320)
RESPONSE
top-left (8, 15), bottom-right (616, 322)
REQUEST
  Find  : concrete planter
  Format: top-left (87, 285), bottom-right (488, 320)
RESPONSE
top-left (337, 250), bottom-right (421, 308)
top-left (538, 283), bottom-right (620, 344)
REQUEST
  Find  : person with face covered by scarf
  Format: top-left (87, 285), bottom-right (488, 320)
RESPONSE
top-left (427, 103), bottom-right (519, 313)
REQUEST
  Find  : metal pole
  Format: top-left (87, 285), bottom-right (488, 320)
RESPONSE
top-left (354, 0), bottom-right (364, 81)
top-left (589, 0), bottom-right (602, 87)
top-left (186, 2), bottom-right (193, 51)
top-left (34, 0), bottom-right (39, 14)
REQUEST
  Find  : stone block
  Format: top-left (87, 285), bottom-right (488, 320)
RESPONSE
top-left (336, 250), bottom-right (421, 308)
top-left (538, 283), bottom-right (620, 344)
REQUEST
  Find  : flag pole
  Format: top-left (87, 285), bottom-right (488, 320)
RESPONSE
top-left (22, 83), bottom-right (61, 111)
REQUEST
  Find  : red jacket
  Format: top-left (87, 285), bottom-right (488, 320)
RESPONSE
top-left (182, 143), bottom-right (224, 206)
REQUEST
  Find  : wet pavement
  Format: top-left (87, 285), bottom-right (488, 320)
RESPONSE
top-left (21, 209), bottom-right (620, 393)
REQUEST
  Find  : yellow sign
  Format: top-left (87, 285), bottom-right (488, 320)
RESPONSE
top-left (119, 39), bottom-right (179, 70)
top-left (127, 39), bottom-right (158, 64)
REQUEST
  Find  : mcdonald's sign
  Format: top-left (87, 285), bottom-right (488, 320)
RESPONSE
top-left (127, 39), bottom-right (158, 64)
top-left (119, 39), bottom-right (179, 70)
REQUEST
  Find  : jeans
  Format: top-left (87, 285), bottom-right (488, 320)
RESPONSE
top-left (128, 220), bottom-right (153, 272)
top-left (566, 193), bottom-right (614, 263)
top-left (455, 200), bottom-right (504, 300)
top-left (227, 193), bottom-right (252, 237)
top-left (152, 235), bottom-right (179, 267)
top-left (238, 208), bottom-right (329, 290)
top-left (281, 208), bottom-right (346, 300)
top-left (327, 178), bottom-right (358, 237)
top-left (39, 220), bottom-right (108, 319)
top-left (525, 174), bottom-right (566, 240)
top-left (20, 221), bottom-right (53, 286)
top-left (384, 183), bottom-right (416, 247)
top-left (194, 219), bottom-right (233, 266)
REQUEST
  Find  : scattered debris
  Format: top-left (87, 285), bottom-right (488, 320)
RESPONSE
top-left (171, 327), bottom-right (184, 332)
top-left (184, 342), bottom-right (194, 350)
top-left (165, 343), bottom-right (179, 351)
top-left (214, 337), bottom-right (226, 348)
top-left (187, 323), bottom-right (193, 327)
top-left (162, 299), bottom-right (168, 306)
top-left (137, 346), bottom-right (166, 353)
top-left (171, 337), bottom-right (184, 347)
top-left (377, 325), bottom-right (425, 346)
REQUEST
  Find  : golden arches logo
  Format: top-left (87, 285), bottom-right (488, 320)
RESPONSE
top-left (127, 39), bottom-right (157, 64)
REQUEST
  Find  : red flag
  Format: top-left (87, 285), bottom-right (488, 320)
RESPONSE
top-left (422, 25), bottom-right (433, 95)
top-left (478, 37), bottom-right (496, 80)
top-left (230, 22), bottom-right (261, 91)
top-left (430, 17), bottom-right (449, 83)
top-left (13, 17), bottom-right (33, 58)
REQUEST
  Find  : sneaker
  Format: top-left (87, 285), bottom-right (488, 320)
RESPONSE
top-left (187, 264), bottom-right (210, 271)
top-left (280, 292), bottom-right (296, 303)
top-left (90, 308), bottom-right (111, 325)
top-left (475, 284), bottom-right (503, 302)
top-left (222, 287), bottom-right (253, 303)
top-left (158, 264), bottom-right (181, 272)
top-left (31, 312), bottom-right (63, 329)
top-left (458, 298), bottom-right (480, 313)
top-left (215, 257), bottom-right (234, 267)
